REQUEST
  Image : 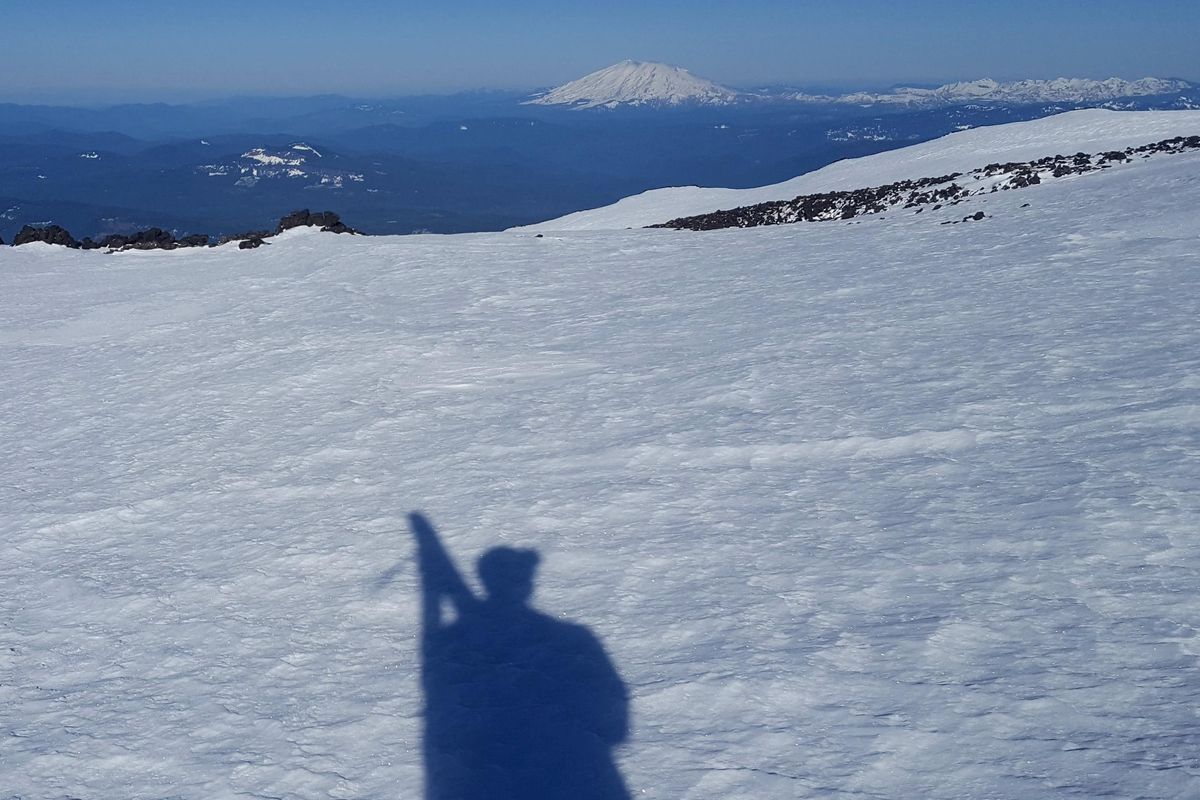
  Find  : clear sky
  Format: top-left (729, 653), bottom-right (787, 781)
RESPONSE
top-left (2, 0), bottom-right (1197, 102)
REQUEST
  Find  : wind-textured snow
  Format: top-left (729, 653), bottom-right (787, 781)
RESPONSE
top-left (518, 109), bottom-right (1200, 231)
top-left (527, 60), bottom-right (740, 109)
top-left (4, 117), bottom-right (1200, 798)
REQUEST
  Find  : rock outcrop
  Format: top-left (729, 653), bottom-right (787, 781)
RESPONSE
top-left (13, 225), bottom-right (80, 248)
top-left (215, 230), bottom-right (269, 247)
top-left (77, 229), bottom-right (211, 251)
top-left (176, 234), bottom-right (211, 248)
top-left (653, 135), bottom-right (1200, 232)
top-left (8, 210), bottom-right (359, 251)
top-left (276, 209), bottom-right (359, 235)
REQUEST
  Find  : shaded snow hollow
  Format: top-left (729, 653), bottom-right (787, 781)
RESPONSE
top-left (4, 117), bottom-right (1200, 798)
top-left (516, 108), bottom-right (1200, 231)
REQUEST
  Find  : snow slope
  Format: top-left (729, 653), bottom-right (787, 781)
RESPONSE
top-left (517, 109), bottom-right (1200, 230)
top-left (4, 145), bottom-right (1200, 798)
top-left (527, 60), bottom-right (740, 109)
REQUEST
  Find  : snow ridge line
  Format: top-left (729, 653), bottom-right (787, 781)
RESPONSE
top-left (651, 134), bottom-right (1200, 231)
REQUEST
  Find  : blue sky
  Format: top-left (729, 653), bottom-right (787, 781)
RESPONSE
top-left (3, 0), bottom-right (1197, 101)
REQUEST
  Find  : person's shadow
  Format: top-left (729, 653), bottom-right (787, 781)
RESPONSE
top-left (409, 512), bottom-right (631, 800)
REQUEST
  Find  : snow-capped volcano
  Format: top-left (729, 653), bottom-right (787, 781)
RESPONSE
top-left (527, 60), bottom-right (741, 109)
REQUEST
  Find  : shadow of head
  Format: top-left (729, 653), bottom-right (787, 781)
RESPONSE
top-left (477, 547), bottom-right (540, 607)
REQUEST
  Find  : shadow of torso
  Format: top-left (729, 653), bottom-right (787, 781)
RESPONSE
top-left (423, 599), bottom-right (630, 800)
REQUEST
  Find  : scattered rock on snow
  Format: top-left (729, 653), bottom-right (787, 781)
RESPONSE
top-left (653, 135), bottom-right (1200, 232)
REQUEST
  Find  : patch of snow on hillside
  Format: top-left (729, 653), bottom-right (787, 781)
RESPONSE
top-left (242, 148), bottom-right (306, 166)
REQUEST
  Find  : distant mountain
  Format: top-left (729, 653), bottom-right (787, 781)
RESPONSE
top-left (525, 66), bottom-right (1195, 112)
top-left (527, 61), bottom-right (742, 109)
top-left (789, 77), bottom-right (1195, 106)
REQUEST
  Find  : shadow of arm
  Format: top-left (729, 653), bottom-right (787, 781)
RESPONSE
top-left (409, 511), bottom-right (476, 628)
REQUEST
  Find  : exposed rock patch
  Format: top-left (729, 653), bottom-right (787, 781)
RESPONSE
top-left (8, 210), bottom-right (359, 251)
top-left (652, 135), bottom-right (1200, 232)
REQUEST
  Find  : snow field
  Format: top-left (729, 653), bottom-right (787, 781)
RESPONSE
top-left (2, 148), bottom-right (1200, 798)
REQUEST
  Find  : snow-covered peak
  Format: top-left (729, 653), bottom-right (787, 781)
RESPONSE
top-left (527, 60), bottom-right (741, 109)
top-left (802, 76), bottom-right (1193, 106)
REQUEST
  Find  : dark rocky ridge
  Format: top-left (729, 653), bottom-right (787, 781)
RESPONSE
top-left (652, 135), bottom-right (1200, 231)
top-left (9, 209), bottom-right (359, 251)
top-left (80, 228), bottom-right (208, 251)
top-left (217, 230), bottom-right (273, 247)
top-left (277, 209), bottom-right (359, 235)
top-left (13, 224), bottom-right (80, 248)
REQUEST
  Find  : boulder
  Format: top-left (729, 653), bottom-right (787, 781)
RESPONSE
top-left (218, 230), bottom-right (272, 246)
top-left (129, 227), bottom-right (176, 249)
top-left (13, 224), bottom-right (80, 248)
top-left (277, 209), bottom-right (359, 234)
top-left (98, 227), bottom-right (178, 250)
top-left (176, 234), bottom-right (210, 248)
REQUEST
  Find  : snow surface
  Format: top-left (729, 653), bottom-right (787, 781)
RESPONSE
top-left (518, 109), bottom-right (1200, 231)
top-left (527, 60), bottom-right (740, 109)
top-left (5, 124), bottom-right (1200, 798)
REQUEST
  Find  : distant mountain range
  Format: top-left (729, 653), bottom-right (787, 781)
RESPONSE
top-left (528, 62), bottom-right (1197, 110)
top-left (1, 64), bottom-right (1197, 241)
top-left (793, 76), bottom-right (1196, 106)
